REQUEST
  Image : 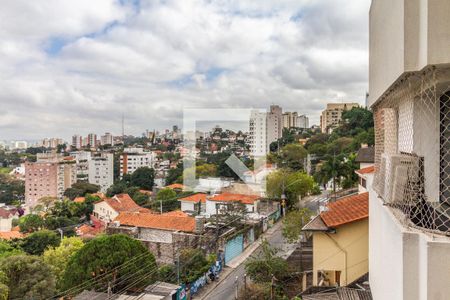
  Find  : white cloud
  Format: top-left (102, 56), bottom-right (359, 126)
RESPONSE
top-left (0, 0), bottom-right (370, 140)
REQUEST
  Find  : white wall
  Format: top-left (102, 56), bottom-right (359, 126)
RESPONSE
top-left (369, 177), bottom-right (450, 300)
top-left (93, 201), bottom-right (118, 222)
top-left (180, 201), bottom-right (195, 212)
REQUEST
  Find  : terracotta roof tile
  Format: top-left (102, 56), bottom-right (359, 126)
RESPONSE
top-left (115, 212), bottom-right (195, 232)
top-left (0, 231), bottom-right (24, 240)
top-left (102, 194), bottom-right (142, 213)
top-left (74, 197), bottom-right (85, 203)
top-left (165, 183), bottom-right (185, 190)
top-left (355, 166), bottom-right (375, 175)
top-left (178, 193), bottom-right (207, 203)
top-left (209, 193), bottom-right (260, 205)
top-left (162, 210), bottom-right (190, 217)
top-left (320, 192), bottom-right (369, 227)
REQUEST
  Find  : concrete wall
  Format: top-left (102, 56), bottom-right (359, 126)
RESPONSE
top-left (312, 218), bottom-right (369, 286)
top-left (369, 181), bottom-right (450, 300)
top-left (369, 0), bottom-right (450, 106)
top-left (93, 201), bottom-right (118, 222)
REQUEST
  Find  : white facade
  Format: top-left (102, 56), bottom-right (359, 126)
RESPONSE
top-left (88, 153), bottom-right (114, 192)
top-left (93, 201), bottom-right (118, 223)
top-left (368, 1), bottom-right (450, 299)
top-left (205, 199), bottom-right (258, 216)
top-left (297, 115), bottom-right (309, 129)
top-left (120, 147), bottom-right (156, 178)
top-left (100, 132), bottom-right (113, 146)
top-left (72, 135), bottom-right (82, 149)
top-left (249, 105), bottom-right (282, 157)
top-left (71, 151), bottom-right (92, 182)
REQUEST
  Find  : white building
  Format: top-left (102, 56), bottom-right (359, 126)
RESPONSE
top-left (249, 105), bottom-right (282, 157)
top-left (368, 1), bottom-right (450, 299)
top-left (87, 133), bottom-right (97, 147)
top-left (71, 135), bottom-right (82, 150)
top-left (204, 193), bottom-right (260, 216)
top-left (0, 205), bottom-right (20, 232)
top-left (297, 115), bottom-right (309, 129)
top-left (100, 132), bottom-right (113, 146)
top-left (120, 147), bottom-right (156, 178)
top-left (88, 153), bottom-right (114, 193)
top-left (71, 151), bottom-right (92, 182)
top-left (93, 194), bottom-right (143, 223)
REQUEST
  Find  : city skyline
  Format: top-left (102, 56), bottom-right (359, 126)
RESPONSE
top-left (0, 0), bottom-right (369, 140)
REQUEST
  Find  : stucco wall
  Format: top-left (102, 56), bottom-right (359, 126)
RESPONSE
top-left (369, 179), bottom-right (450, 300)
top-left (93, 201), bottom-right (118, 222)
top-left (312, 218), bottom-right (368, 286)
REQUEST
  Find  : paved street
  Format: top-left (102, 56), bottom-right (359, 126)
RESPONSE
top-left (199, 221), bottom-right (290, 300)
top-left (301, 191), bottom-right (329, 212)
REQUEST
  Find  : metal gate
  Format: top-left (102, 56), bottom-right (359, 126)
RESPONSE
top-left (224, 234), bottom-right (243, 264)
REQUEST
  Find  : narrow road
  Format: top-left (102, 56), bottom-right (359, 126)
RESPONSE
top-left (202, 223), bottom-right (287, 300)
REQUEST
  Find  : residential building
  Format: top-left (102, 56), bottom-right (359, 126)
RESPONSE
top-left (249, 105), bottom-right (283, 157)
top-left (355, 146), bottom-right (375, 169)
top-left (368, 1), bottom-right (450, 299)
top-left (88, 153), bottom-right (114, 192)
top-left (87, 133), bottom-right (97, 147)
top-left (120, 147), bottom-right (156, 178)
top-left (11, 141), bottom-right (27, 149)
top-left (25, 154), bottom-right (76, 210)
top-left (205, 193), bottom-right (261, 215)
top-left (178, 193), bottom-right (207, 213)
top-left (282, 112), bottom-right (298, 128)
top-left (320, 103), bottom-right (359, 133)
top-left (100, 132), bottom-right (113, 146)
top-left (297, 114), bottom-right (310, 129)
top-left (70, 151), bottom-right (91, 182)
top-left (302, 192), bottom-right (369, 287)
top-left (71, 135), bottom-right (82, 149)
top-left (0, 205), bottom-right (20, 232)
top-left (41, 138), bottom-right (63, 149)
top-left (93, 193), bottom-right (148, 223)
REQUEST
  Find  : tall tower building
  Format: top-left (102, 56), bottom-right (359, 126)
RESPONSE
top-left (249, 105), bottom-right (283, 157)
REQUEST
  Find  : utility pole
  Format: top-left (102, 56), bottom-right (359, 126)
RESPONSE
top-left (244, 273), bottom-right (247, 298)
top-left (215, 204), bottom-right (219, 242)
top-left (235, 275), bottom-right (239, 299)
top-left (270, 275), bottom-right (275, 300)
top-left (176, 251), bottom-right (180, 285)
top-left (160, 200), bottom-right (163, 214)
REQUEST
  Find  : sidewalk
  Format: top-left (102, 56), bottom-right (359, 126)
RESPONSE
top-left (194, 221), bottom-right (283, 299)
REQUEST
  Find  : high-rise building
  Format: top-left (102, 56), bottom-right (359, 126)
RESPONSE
top-left (100, 132), bottom-right (113, 146)
top-left (70, 151), bottom-right (92, 182)
top-left (87, 133), bottom-right (97, 147)
top-left (88, 153), bottom-right (114, 193)
top-left (25, 153), bottom-right (76, 210)
top-left (320, 103), bottom-right (359, 133)
top-left (368, 1), bottom-right (450, 298)
top-left (297, 115), bottom-right (309, 129)
top-left (249, 105), bottom-right (283, 157)
top-left (282, 112), bottom-right (298, 128)
top-left (72, 135), bottom-right (82, 150)
top-left (41, 138), bottom-right (63, 149)
top-left (120, 147), bottom-right (156, 178)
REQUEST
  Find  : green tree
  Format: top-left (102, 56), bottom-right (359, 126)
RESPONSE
top-left (156, 188), bottom-right (177, 201)
top-left (62, 234), bottom-right (157, 294)
top-left (179, 248), bottom-right (213, 283)
top-left (43, 237), bottom-right (84, 290)
top-left (245, 240), bottom-right (288, 283)
top-left (166, 162), bottom-right (183, 184)
top-left (0, 254), bottom-right (56, 299)
top-left (277, 143), bottom-right (308, 170)
top-left (336, 107), bottom-right (374, 136)
top-left (130, 167), bottom-right (155, 190)
top-left (0, 241), bottom-right (23, 259)
top-left (19, 214), bottom-right (44, 233)
top-left (0, 270), bottom-right (8, 300)
top-left (195, 163), bottom-right (217, 178)
top-left (266, 170), bottom-right (315, 207)
top-left (64, 182), bottom-right (100, 200)
top-left (282, 209), bottom-right (313, 243)
top-left (20, 230), bottom-right (61, 255)
top-left (316, 153), bottom-right (357, 192)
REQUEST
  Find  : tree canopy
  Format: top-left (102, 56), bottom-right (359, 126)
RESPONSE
top-left (62, 234), bottom-right (157, 294)
top-left (0, 254), bottom-right (56, 299)
top-left (20, 230), bottom-right (61, 256)
top-left (245, 240), bottom-right (288, 283)
top-left (130, 167), bottom-right (155, 190)
top-left (282, 209), bottom-right (313, 243)
top-left (266, 169), bottom-right (315, 207)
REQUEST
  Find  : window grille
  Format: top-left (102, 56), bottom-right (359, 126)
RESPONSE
top-left (373, 66), bottom-right (450, 235)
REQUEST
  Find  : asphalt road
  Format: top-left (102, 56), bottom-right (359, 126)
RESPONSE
top-left (203, 224), bottom-right (286, 300)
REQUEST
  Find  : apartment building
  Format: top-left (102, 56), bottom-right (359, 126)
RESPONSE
top-left (100, 132), bottom-right (113, 146)
top-left (25, 154), bottom-right (76, 210)
top-left (249, 105), bottom-right (282, 157)
top-left (320, 103), bottom-right (359, 133)
top-left (282, 112), bottom-right (298, 128)
top-left (368, 1), bottom-right (450, 299)
top-left (71, 135), bottom-right (82, 150)
top-left (88, 153), bottom-right (114, 193)
top-left (87, 133), bottom-right (97, 147)
top-left (120, 147), bottom-right (156, 178)
top-left (297, 115), bottom-right (309, 129)
top-left (70, 151), bottom-right (91, 182)
top-left (41, 138), bottom-right (64, 149)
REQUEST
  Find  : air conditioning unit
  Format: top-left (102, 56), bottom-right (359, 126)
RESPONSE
top-left (386, 154), bottom-right (421, 204)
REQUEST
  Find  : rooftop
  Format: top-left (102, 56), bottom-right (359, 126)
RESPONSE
top-left (114, 212), bottom-right (195, 233)
top-left (0, 231), bottom-right (24, 240)
top-left (320, 192), bottom-right (369, 228)
top-left (208, 193), bottom-right (260, 205)
top-left (355, 166), bottom-right (375, 175)
top-left (99, 194), bottom-right (143, 213)
top-left (178, 193), bottom-right (207, 203)
top-left (355, 147), bottom-right (375, 163)
top-left (165, 183), bottom-right (186, 190)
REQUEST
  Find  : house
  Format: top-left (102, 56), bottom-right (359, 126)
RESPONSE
top-left (0, 205), bottom-right (20, 232)
top-left (178, 193), bottom-right (206, 213)
top-left (302, 192), bottom-right (368, 288)
top-left (368, 0), bottom-right (450, 299)
top-left (354, 146), bottom-right (374, 169)
top-left (355, 166), bottom-right (375, 194)
top-left (93, 194), bottom-right (148, 223)
top-left (206, 193), bottom-right (261, 216)
top-left (164, 183), bottom-right (186, 191)
top-left (109, 211), bottom-right (198, 264)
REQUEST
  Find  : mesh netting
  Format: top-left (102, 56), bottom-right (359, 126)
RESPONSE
top-left (373, 66), bottom-right (450, 235)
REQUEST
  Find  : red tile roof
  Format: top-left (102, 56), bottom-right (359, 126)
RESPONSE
top-left (209, 193), bottom-right (260, 205)
top-left (355, 166), bottom-right (375, 175)
top-left (320, 192), bottom-right (369, 228)
top-left (74, 197), bottom-right (85, 203)
top-left (178, 193), bottom-right (206, 203)
top-left (162, 210), bottom-right (190, 217)
top-left (165, 183), bottom-right (185, 190)
top-left (101, 194), bottom-right (142, 213)
top-left (0, 231), bottom-right (24, 240)
top-left (115, 212), bottom-right (195, 232)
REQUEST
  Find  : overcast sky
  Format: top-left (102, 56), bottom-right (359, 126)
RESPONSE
top-left (0, 0), bottom-right (370, 141)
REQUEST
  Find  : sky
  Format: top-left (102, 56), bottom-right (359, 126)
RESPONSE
top-left (0, 0), bottom-right (371, 141)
